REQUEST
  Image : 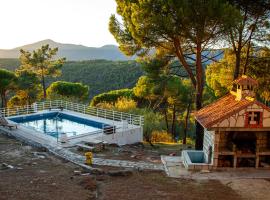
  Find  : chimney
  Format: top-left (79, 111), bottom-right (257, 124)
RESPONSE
top-left (231, 75), bottom-right (258, 101)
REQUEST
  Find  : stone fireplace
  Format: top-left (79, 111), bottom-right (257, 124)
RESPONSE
top-left (190, 75), bottom-right (270, 170)
top-left (214, 131), bottom-right (270, 168)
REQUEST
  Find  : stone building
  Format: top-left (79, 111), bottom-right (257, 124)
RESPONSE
top-left (192, 75), bottom-right (270, 169)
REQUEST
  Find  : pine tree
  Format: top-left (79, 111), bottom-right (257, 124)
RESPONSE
top-left (18, 44), bottom-right (65, 99)
top-left (109, 0), bottom-right (240, 149)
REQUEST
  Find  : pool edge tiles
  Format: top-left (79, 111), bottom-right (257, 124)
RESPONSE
top-left (9, 111), bottom-right (110, 128)
top-left (8, 111), bottom-right (111, 139)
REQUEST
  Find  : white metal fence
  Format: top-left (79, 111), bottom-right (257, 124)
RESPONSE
top-left (0, 100), bottom-right (144, 127)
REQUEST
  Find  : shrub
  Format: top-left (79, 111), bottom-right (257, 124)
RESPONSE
top-left (90, 89), bottom-right (134, 106)
top-left (114, 97), bottom-right (137, 112)
top-left (150, 131), bottom-right (174, 143)
top-left (47, 81), bottom-right (89, 102)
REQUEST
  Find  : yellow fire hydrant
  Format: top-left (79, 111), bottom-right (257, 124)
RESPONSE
top-left (85, 152), bottom-right (93, 165)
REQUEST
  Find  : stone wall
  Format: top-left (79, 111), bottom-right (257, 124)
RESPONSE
top-left (256, 132), bottom-right (269, 151)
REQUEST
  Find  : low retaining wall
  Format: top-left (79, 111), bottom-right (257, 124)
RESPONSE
top-left (182, 150), bottom-right (213, 171)
top-left (99, 127), bottom-right (143, 146)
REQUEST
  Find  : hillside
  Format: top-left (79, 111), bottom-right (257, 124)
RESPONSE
top-left (0, 59), bottom-right (143, 99)
top-left (0, 39), bottom-right (135, 61)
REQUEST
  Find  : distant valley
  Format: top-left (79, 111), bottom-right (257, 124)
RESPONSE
top-left (0, 59), bottom-right (143, 99)
top-left (0, 39), bottom-right (135, 61)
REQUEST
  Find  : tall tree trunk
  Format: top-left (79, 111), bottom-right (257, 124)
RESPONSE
top-left (145, 131), bottom-right (154, 147)
top-left (234, 50), bottom-right (241, 79)
top-left (163, 108), bottom-right (169, 132)
top-left (183, 101), bottom-right (191, 145)
top-left (171, 104), bottom-right (176, 140)
top-left (41, 73), bottom-right (46, 99)
top-left (243, 24), bottom-right (256, 75)
top-left (4, 94), bottom-right (7, 108)
top-left (27, 96), bottom-right (31, 106)
top-left (174, 38), bottom-right (205, 148)
top-left (195, 42), bottom-right (204, 150)
top-left (232, 9), bottom-right (247, 79)
top-left (1, 93), bottom-right (5, 108)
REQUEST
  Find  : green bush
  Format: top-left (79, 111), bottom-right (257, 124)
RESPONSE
top-left (47, 81), bottom-right (89, 102)
top-left (90, 88), bottom-right (135, 106)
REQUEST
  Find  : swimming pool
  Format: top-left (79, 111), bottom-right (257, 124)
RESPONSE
top-left (9, 112), bottom-right (109, 138)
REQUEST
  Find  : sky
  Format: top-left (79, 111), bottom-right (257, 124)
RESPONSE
top-left (0, 0), bottom-right (118, 49)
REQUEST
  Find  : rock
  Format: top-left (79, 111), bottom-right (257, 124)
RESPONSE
top-left (81, 173), bottom-right (90, 176)
top-left (32, 162), bottom-right (38, 166)
top-left (33, 152), bottom-right (46, 159)
top-left (36, 147), bottom-right (47, 152)
top-left (169, 153), bottom-right (176, 156)
top-left (1, 163), bottom-right (14, 170)
top-left (107, 170), bottom-right (133, 177)
top-left (16, 167), bottom-right (23, 170)
top-left (22, 146), bottom-right (32, 151)
top-left (90, 168), bottom-right (105, 175)
top-left (74, 170), bottom-right (82, 175)
top-left (79, 177), bottom-right (97, 191)
top-left (52, 183), bottom-right (57, 186)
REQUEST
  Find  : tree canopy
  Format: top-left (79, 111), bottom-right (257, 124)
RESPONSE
top-left (90, 88), bottom-right (134, 106)
top-left (46, 81), bottom-right (89, 102)
top-left (109, 0), bottom-right (240, 149)
top-left (18, 45), bottom-right (65, 99)
top-left (206, 47), bottom-right (270, 105)
top-left (13, 70), bottom-right (42, 106)
top-left (227, 0), bottom-right (270, 78)
top-left (0, 69), bottom-right (16, 108)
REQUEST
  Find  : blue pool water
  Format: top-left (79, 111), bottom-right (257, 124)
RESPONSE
top-left (187, 151), bottom-right (205, 163)
top-left (9, 112), bottom-right (108, 138)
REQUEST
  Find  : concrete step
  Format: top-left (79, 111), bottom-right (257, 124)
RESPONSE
top-left (161, 155), bottom-right (190, 178)
top-left (76, 143), bottom-right (95, 151)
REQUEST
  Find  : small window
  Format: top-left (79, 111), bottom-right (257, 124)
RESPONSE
top-left (248, 112), bottom-right (261, 125)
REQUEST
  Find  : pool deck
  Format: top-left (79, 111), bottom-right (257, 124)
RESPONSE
top-left (1, 110), bottom-right (162, 171)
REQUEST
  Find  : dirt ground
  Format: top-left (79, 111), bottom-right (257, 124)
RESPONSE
top-left (221, 179), bottom-right (270, 200)
top-left (0, 134), bottom-right (267, 200)
top-left (72, 142), bottom-right (184, 164)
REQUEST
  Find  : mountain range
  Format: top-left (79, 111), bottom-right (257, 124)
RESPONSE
top-left (0, 39), bottom-right (135, 61)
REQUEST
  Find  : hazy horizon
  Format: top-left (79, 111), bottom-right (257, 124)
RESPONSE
top-left (0, 39), bottom-right (119, 50)
top-left (0, 0), bottom-right (118, 49)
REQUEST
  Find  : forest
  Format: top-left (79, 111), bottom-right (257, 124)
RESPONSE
top-left (0, 58), bottom-right (143, 98)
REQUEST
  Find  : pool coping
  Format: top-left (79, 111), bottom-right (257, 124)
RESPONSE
top-left (7, 109), bottom-right (140, 142)
top-left (8, 110), bottom-right (106, 139)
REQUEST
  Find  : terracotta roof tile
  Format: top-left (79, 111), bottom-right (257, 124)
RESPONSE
top-left (233, 75), bottom-right (258, 86)
top-left (195, 94), bottom-right (253, 128)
